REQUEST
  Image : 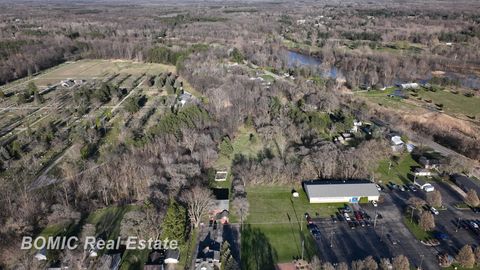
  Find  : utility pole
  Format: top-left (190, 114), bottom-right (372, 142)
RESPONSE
top-left (330, 231), bottom-right (335, 247)
top-left (410, 206), bottom-right (415, 223)
top-left (419, 254), bottom-right (424, 270)
top-left (381, 224), bottom-right (385, 242)
top-left (301, 240), bottom-right (305, 261)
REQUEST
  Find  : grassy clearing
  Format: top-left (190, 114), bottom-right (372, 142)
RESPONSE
top-left (86, 205), bottom-right (139, 241)
top-left (241, 185), bottom-right (342, 264)
top-left (403, 217), bottom-right (432, 241)
top-left (246, 186), bottom-right (341, 223)
top-left (376, 153), bottom-right (419, 185)
top-left (416, 89), bottom-right (480, 117)
top-left (214, 126), bottom-right (266, 169)
top-left (242, 223), bottom-right (317, 269)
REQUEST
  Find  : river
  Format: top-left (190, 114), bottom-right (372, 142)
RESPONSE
top-left (286, 50), bottom-right (480, 89)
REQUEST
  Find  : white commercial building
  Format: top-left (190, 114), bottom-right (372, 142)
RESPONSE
top-left (304, 180), bottom-right (380, 203)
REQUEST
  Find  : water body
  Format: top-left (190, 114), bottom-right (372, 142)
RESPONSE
top-left (286, 50), bottom-right (342, 79)
top-left (286, 49), bottom-right (480, 89)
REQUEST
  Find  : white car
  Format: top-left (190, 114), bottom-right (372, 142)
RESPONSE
top-left (371, 200), bottom-right (378, 207)
top-left (344, 213), bottom-right (351, 221)
top-left (430, 207), bottom-right (439, 215)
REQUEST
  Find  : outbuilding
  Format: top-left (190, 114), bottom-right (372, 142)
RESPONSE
top-left (303, 180), bottom-right (380, 203)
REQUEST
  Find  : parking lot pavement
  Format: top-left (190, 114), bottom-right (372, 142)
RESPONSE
top-left (384, 182), bottom-right (480, 262)
top-left (311, 191), bottom-right (438, 270)
top-left (309, 182), bottom-right (480, 269)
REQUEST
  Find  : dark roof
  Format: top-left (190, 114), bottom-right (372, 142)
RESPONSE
top-left (451, 174), bottom-right (480, 193)
top-left (166, 249), bottom-right (180, 260)
top-left (146, 250), bottom-right (165, 265)
top-left (212, 188), bottom-right (229, 200)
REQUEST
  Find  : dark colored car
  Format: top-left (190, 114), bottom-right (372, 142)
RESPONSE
top-left (433, 232), bottom-right (449, 240)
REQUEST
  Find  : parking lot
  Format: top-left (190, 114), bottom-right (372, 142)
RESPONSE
top-left (309, 180), bottom-right (480, 270)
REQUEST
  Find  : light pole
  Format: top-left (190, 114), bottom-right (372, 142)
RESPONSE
top-left (419, 254), bottom-right (424, 270)
top-left (330, 231), bottom-right (335, 247)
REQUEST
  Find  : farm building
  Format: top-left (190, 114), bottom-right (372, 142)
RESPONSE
top-left (303, 180), bottom-right (380, 203)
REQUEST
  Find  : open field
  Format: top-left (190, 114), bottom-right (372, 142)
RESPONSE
top-left (2, 60), bottom-right (175, 91)
top-left (214, 126), bottom-right (266, 169)
top-left (358, 87), bottom-right (480, 119)
top-left (376, 153), bottom-right (419, 185)
top-left (242, 186), bottom-right (343, 264)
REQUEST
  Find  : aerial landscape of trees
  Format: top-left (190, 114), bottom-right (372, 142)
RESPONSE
top-left (0, 0), bottom-right (479, 269)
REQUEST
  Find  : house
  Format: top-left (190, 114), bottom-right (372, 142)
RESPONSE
top-left (214, 170), bottom-right (228, 182)
top-left (419, 156), bottom-right (440, 170)
top-left (195, 233), bottom-right (222, 269)
top-left (144, 250), bottom-right (165, 270)
top-left (451, 174), bottom-right (480, 194)
top-left (303, 180), bottom-right (380, 203)
top-left (178, 92), bottom-right (193, 107)
top-left (74, 79), bottom-right (85, 85)
top-left (400, 83), bottom-right (419, 89)
top-left (341, 132), bottom-right (353, 141)
top-left (211, 188), bottom-right (229, 223)
top-left (414, 178), bottom-right (435, 192)
top-left (164, 249), bottom-right (180, 264)
top-left (390, 135), bottom-right (404, 146)
top-left (61, 79), bottom-right (75, 88)
top-left (414, 168), bottom-right (433, 177)
top-left (34, 248), bottom-right (47, 261)
top-left (351, 120), bottom-right (362, 133)
top-left (215, 210), bottom-right (229, 224)
top-left (196, 262), bottom-right (214, 270)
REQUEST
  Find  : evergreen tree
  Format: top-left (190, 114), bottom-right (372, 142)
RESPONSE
top-left (161, 201), bottom-right (187, 243)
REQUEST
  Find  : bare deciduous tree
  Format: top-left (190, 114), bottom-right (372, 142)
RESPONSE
top-left (419, 212), bottom-right (435, 231)
top-left (456, 245), bottom-right (475, 268)
top-left (181, 186), bottom-right (214, 228)
top-left (465, 189), bottom-right (480, 207)
top-left (392, 255), bottom-right (410, 270)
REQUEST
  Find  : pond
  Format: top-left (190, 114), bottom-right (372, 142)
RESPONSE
top-left (286, 50), bottom-right (342, 79)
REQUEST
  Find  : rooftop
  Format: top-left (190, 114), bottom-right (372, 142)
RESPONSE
top-left (303, 180), bottom-right (379, 198)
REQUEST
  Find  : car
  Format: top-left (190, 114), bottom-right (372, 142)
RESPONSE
top-left (472, 207), bottom-right (480, 213)
top-left (354, 211), bottom-right (363, 221)
top-left (409, 185), bottom-right (418, 192)
top-left (336, 212), bottom-right (344, 221)
top-left (375, 184), bottom-right (382, 191)
top-left (344, 213), bottom-right (351, 221)
top-left (371, 200), bottom-right (378, 207)
top-left (469, 220), bottom-right (479, 229)
top-left (433, 232), bottom-right (449, 240)
top-left (430, 206), bottom-right (439, 215)
top-left (386, 234), bottom-right (398, 245)
top-left (343, 205), bottom-right (352, 213)
top-left (399, 185), bottom-right (406, 192)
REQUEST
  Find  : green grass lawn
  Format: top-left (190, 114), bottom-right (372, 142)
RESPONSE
top-left (214, 126), bottom-right (267, 168)
top-left (241, 186), bottom-right (343, 265)
top-left (403, 217), bottom-right (432, 241)
top-left (416, 89), bottom-right (480, 117)
top-left (376, 153), bottom-right (419, 185)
